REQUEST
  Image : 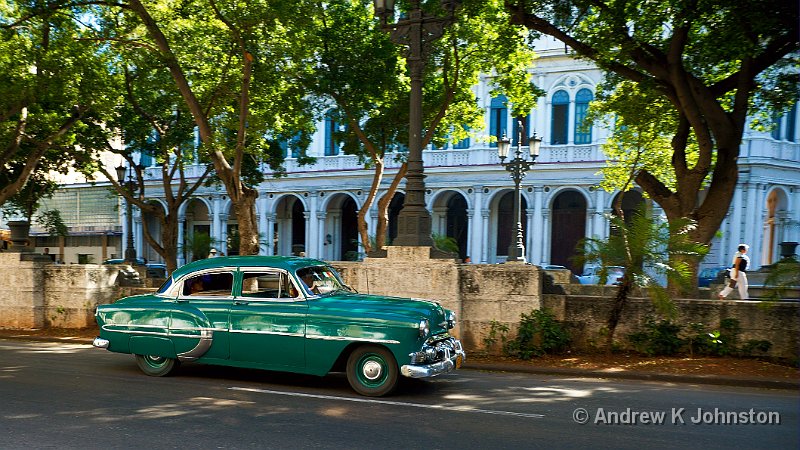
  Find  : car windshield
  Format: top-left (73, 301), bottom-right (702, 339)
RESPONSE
top-left (296, 266), bottom-right (347, 296)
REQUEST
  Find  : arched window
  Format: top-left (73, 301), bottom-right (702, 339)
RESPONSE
top-left (551, 90), bottom-right (569, 145)
top-left (574, 89), bottom-right (593, 144)
top-left (324, 109), bottom-right (345, 156)
top-left (489, 95), bottom-right (508, 147)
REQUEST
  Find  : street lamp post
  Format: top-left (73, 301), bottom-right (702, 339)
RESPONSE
top-left (497, 120), bottom-right (542, 263)
top-left (373, 0), bottom-right (459, 247)
top-left (115, 164), bottom-right (138, 264)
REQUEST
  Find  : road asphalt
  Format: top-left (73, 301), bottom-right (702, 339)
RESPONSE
top-left (1, 332), bottom-right (797, 391)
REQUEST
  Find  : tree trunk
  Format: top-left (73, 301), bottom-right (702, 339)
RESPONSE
top-left (233, 187), bottom-right (260, 256)
top-left (606, 275), bottom-right (633, 353)
top-left (376, 163), bottom-right (407, 249)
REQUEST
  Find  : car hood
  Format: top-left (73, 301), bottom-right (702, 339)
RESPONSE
top-left (313, 292), bottom-right (450, 333)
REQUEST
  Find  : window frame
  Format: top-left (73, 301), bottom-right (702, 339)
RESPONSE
top-left (238, 268), bottom-right (304, 302)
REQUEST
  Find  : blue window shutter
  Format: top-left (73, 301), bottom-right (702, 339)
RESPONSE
top-left (324, 114), bottom-right (334, 156)
top-left (490, 95), bottom-right (508, 147)
top-left (551, 90), bottom-right (569, 145)
top-left (574, 89), bottom-right (593, 144)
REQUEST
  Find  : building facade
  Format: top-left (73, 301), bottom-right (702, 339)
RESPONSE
top-left (4, 36), bottom-right (799, 274)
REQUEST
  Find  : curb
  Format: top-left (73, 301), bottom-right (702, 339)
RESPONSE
top-left (3, 334), bottom-right (797, 391)
top-left (463, 362), bottom-right (800, 391)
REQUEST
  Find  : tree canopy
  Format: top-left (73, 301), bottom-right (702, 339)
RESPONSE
top-left (0, 1), bottom-right (118, 207)
top-left (507, 0), bottom-right (799, 253)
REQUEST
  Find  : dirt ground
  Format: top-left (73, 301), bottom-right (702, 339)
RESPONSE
top-left (1, 326), bottom-right (797, 381)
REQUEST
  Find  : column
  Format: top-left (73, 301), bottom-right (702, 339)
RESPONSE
top-left (219, 213), bottom-right (229, 255)
top-left (794, 188), bottom-right (800, 243)
top-left (134, 213), bottom-right (143, 258)
top-left (729, 185), bottom-right (743, 261)
top-left (308, 193), bottom-right (319, 258)
top-left (177, 216), bottom-right (185, 267)
top-left (265, 213), bottom-right (276, 255)
top-left (749, 184), bottom-right (766, 269)
top-left (317, 212), bottom-right (328, 260)
top-left (258, 197), bottom-right (268, 255)
top-left (432, 207), bottom-right (448, 236)
top-left (480, 209), bottom-right (490, 263)
top-left (743, 183), bottom-right (759, 268)
top-left (470, 186), bottom-right (483, 263)
top-left (302, 211), bottom-right (310, 256)
top-left (531, 186), bottom-right (544, 265)
top-left (211, 196), bottom-right (222, 248)
top-left (541, 210), bottom-right (551, 264)
top-left (594, 189), bottom-right (606, 240)
top-left (525, 210), bottom-right (535, 263)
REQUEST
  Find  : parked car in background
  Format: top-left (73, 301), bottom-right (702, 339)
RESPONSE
top-left (698, 266), bottom-right (729, 287)
top-left (578, 265), bottom-right (625, 285)
top-left (145, 263), bottom-right (167, 278)
top-left (103, 257), bottom-right (146, 266)
top-left (93, 256), bottom-right (464, 397)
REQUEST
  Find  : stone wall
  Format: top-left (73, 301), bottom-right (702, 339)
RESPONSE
top-left (0, 253), bottom-right (123, 328)
top-left (41, 264), bottom-right (122, 328)
top-left (542, 294), bottom-right (800, 359)
top-left (333, 247), bottom-right (543, 350)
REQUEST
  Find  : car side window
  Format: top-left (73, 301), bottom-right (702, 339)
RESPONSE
top-left (240, 271), bottom-right (298, 299)
top-left (182, 272), bottom-right (234, 297)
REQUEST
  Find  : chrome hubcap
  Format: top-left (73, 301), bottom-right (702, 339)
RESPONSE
top-left (362, 360), bottom-right (383, 380)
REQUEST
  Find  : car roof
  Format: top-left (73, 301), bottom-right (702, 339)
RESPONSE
top-left (170, 255), bottom-right (327, 280)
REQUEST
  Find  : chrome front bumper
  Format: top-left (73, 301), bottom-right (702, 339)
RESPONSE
top-left (92, 337), bottom-right (109, 349)
top-left (400, 337), bottom-right (466, 378)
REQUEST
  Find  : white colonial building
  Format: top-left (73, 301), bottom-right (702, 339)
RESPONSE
top-left (5, 35), bottom-right (799, 274)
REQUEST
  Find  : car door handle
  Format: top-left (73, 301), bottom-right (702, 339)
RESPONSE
top-left (234, 300), bottom-right (249, 305)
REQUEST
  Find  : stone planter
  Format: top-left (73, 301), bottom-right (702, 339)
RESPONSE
top-left (779, 241), bottom-right (798, 259)
top-left (7, 220), bottom-right (32, 252)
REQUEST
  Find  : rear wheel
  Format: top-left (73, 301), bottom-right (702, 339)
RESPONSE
top-left (346, 345), bottom-right (398, 397)
top-left (134, 354), bottom-right (178, 377)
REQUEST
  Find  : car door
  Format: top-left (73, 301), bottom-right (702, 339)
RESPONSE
top-left (229, 268), bottom-right (308, 369)
top-left (171, 269), bottom-right (235, 361)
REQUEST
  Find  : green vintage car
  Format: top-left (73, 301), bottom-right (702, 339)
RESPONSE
top-left (93, 256), bottom-right (465, 396)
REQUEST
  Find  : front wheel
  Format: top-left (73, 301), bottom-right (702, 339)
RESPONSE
top-left (346, 345), bottom-right (399, 397)
top-left (135, 354), bottom-right (178, 377)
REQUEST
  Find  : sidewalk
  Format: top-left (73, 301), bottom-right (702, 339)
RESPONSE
top-left (1, 327), bottom-right (797, 391)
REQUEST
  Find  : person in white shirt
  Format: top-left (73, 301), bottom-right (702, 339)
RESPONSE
top-left (718, 244), bottom-right (750, 300)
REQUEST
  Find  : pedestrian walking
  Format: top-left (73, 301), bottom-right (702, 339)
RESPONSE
top-left (718, 244), bottom-right (750, 300)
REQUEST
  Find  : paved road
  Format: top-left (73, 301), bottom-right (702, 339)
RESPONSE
top-left (1, 339), bottom-right (797, 449)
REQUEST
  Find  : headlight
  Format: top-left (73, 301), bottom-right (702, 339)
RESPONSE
top-left (446, 311), bottom-right (456, 329)
top-left (419, 319), bottom-right (430, 338)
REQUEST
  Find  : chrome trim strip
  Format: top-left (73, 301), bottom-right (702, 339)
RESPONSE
top-left (306, 334), bottom-right (401, 345)
top-left (229, 329), bottom-right (304, 337)
top-left (101, 325), bottom-right (170, 337)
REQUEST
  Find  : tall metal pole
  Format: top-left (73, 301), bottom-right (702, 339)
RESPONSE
top-left (124, 176), bottom-right (137, 263)
top-left (375, 0), bottom-right (458, 248)
top-left (498, 120), bottom-right (541, 263)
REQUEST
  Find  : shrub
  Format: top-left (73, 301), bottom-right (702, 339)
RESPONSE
top-left (502, 309), bottom-right (571, 359)
top-left (627, 317), bottom-right (683, 356)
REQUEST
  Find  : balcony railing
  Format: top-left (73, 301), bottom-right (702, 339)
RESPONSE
top-left (141, 144), bottom-right (609, 181)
